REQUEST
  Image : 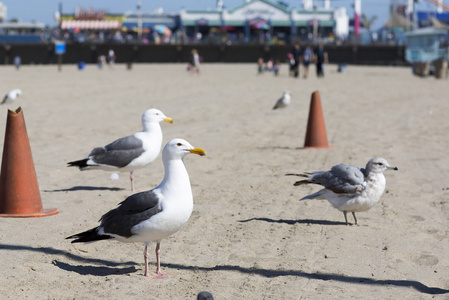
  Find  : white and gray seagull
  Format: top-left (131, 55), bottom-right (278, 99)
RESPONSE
top-left (68, 108), bottom-right (172, 191)
top-left (272, 90), bottom-right (291, 110)
top-left (66, 138), bottom-right (206, 278)
top-left (1, 89), bottom-right (22, 104)
top-left (287, 157), bottom-right (398, 225)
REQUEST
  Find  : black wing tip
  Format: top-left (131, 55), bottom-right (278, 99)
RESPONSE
top-left (285, 173), bottom-right (309, 178)
top-left (68, 235), bottom-right (112, 243)
top-left (66, 227), bottom-right (112, 243)
top-left (293, 179), bottom-right (313, 186)
top-left (67, 159), bottom-right (89, 168)
top-left (285, 173), bottom-right (311, 186)
top-left (68, 237), bottom-right (82, 243)
top-left (66, 235), bottom-right (85, 243)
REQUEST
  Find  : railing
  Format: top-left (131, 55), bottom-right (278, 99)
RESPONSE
top-left (0, 34), bottom-right (45, 44)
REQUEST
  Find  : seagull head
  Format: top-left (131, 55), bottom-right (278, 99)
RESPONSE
top-left (142, 108), bottom-right (173, 129)
top-left (283, 90), bottom-right (290, 95)
top-left (366, 157), bottom-right (398, 174)
top-left (15, 89), bottom-right (22, 96)
top-left (162, 138), bottom-right (206, 161)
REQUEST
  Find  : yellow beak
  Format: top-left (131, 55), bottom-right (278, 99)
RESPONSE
top-left (189, 147), bottom-right (206, 156)
top-left (164, 117), bottom-right (173, 124)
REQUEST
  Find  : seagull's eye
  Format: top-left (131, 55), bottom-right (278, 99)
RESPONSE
top-left (177, 143), bottom-right (182, 146)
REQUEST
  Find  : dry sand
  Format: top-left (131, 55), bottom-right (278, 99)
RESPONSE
top-left (0, 62), bottom-right (448, 299)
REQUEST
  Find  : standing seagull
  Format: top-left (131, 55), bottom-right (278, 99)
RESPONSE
top-left (1, 89), bottom-right (22, 104)
top-left (287, 157), bottom-right (398, 225)
top-left (66, 138), bottom-right (206, 278)
top-left (272, 90), bottom-right (290, 110)
top-left (67, 108), bottom-right (172, 191)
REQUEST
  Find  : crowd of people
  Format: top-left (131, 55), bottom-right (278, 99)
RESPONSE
top-left (258, 43), bottom-right (329, 78)
top-left (36, 24), bottom-right (337, 46)
top-left (257, 58), bottom-right (281, 76)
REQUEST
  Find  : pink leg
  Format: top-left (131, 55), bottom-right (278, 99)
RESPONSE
top-left (155, 242), bottom-right (163, 275)
top-left (143, 243), bottom-right (165, 279)
top-left (130, 171), bottom-right (134, 191)
top-left (143, 244), bottom-right (150, 277)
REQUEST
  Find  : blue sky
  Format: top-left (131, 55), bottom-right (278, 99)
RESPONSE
top-left (1, 0), bottom-right (446, 30)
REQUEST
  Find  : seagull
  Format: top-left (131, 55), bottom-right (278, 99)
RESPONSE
top-left (66, 138), bottom-right (206, 278)
top-left (272, 90), bottom-right (290, 110)
top-left (67, 108), bottom-right (173, 191)
top-left (1, 89), bottom-right (22, 104)
top-left (286, 157), bottom-right (398, 225)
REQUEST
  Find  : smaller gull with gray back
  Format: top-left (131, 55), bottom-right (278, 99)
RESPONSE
top-left (287, 157), bottom-right (398, 225)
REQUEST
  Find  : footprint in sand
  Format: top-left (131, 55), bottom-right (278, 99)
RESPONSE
top-left (413, 253), bottom-right (439, 266)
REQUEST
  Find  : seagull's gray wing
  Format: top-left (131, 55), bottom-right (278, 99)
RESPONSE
top-left (1, 95), bottom-right (8, 104)
top-left (104, 135), bottom-right (144, 151)
top-left (273, 97), bottom-right (284, 109)
top-left (88, 135), bottom-right (145, 167)
top-left (100, 190), bottom-right (161, 238)
top-left (309, 164), bottom-right (366, 194)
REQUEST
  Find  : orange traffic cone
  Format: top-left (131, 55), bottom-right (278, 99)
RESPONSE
top-left (0, 107), bottom-right (58, 217)
top-left (304, 91), bottom-right (332, 149)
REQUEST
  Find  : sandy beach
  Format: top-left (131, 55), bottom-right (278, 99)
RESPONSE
top-left (0, 62), bottom-right (448, 299)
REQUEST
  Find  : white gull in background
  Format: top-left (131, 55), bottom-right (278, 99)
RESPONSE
top-left (272, 90), bottom-right (290, 110)
top-left (66, 138), bottom-right (206, 278)
top-left (68, 108), bottom-right (172, 191)
top-left (1, 89), bottom-right (22, 104)
top-left (287, 157), bottom-right (398, 225)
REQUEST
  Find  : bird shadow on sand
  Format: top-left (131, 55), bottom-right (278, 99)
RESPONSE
top-left (238, 217), bottom-right (347, 226)
top-left (43, 186), bottom-right (125, 192)
top-left (53, 260), bottom-right (137, 276)
top-left (3, 243), bottom-right (447, 294)
top-left (163, 263), bottom-right (449, 295)
top-left (0, 243), bottom-right (138, 276)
